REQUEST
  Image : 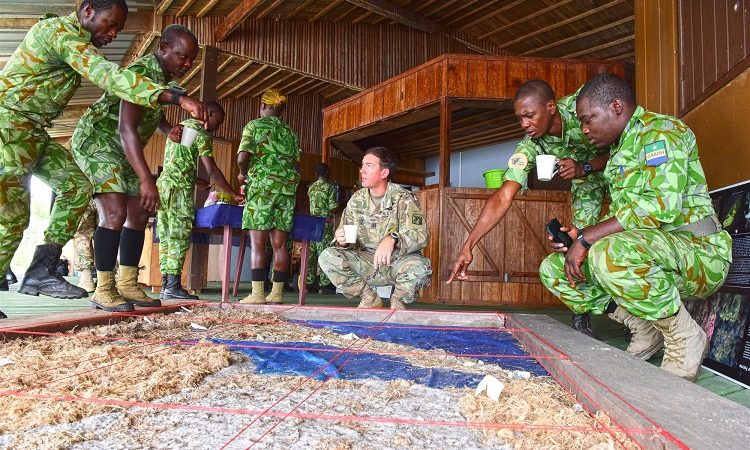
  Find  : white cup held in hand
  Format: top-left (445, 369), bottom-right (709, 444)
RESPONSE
top-left (536, 154), bottom-right (559, 181)
top-left (344, 224), bottom-right (358, 244)
top-left (180, 126), bottom-right (199, 147)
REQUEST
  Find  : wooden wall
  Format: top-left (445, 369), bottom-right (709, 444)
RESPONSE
top-left (415, 187), bottom-right (572, 307)
top-left (167, 16), bottom-right (499, 90)
top-left (323, 54), bottom-right (626, 140)
top-left (678, 0), bottom-right (750, 115)
top-left (635, 0), bottom-right (678, 115)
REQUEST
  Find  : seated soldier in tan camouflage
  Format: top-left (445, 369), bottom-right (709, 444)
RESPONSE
top-left (318, 147), bottom-right (432, 310)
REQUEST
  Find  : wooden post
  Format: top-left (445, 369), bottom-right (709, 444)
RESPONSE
top-left (438, 97), bottom-right (451, 188)
top-left (322, 137), bottom-right (331, 163)
top-left (187, 45), bottom-right (219, 293)
top-left (635, 0), bottom-right (678, 115)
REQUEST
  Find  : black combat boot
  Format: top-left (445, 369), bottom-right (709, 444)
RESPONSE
top-left (162, 274), bottom-right (198, 300)
top-left (6, 269), bottom-right (17, 285)
top-left (18, 244), bottom-right (88, 299)
top-left (159, 274), bottom-right (168, 299)
top-left (571, 313), bottom-right (597, 339)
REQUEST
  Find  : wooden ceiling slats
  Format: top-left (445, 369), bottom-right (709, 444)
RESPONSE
top-left (443, 0), bottom-right (503, 27)
top-left (155, 0), bottom-right (176, 16)
top-left (235, 67), bottom-right (284, 98)
top-left (479, 0), bottom-right (575, 41)
top-left (456, 0), bottom-right (526, 32)
top-left (287, 0), bottom-right (317, 19)
top-left (216, 59), bottom-right (254, 90)
top-left (310, 0), bottom-right (344, 22)
top-left (521, 15), bottom-right (634, 56)
top-left (175, 0), bottom-right (197, 17)
top-left (496, 0), bottom-right (630, 51)
top-left (197, 0), bottom-right (222, 18)
top-left (219, 64), bottom-right (269, 99)
top-left (563, 35), bottom-right (634, 59)
top-left (256, 0), bottom-right (286, 20)
top-left (216, 0), bottom-right (272, 43)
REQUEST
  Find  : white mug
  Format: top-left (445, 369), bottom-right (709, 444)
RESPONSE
top-left (180, 126), bottom-right (199, 147)
top-left (536, 154), bottom-right (559, 181)
top-left (344, 224), bottom-right (359, 244)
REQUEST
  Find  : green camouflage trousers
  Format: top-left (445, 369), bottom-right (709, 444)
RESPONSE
top-left (73, 133), bottom-right (140, 196)
top-left (306, 222), bottom-right (333, 286)
top-left (157, 184), bottom-right (194, 275)
top-left (73, 199), bottom-right (97, 271)
top-left (539, 229), bottom-right (732, 320)
top-left (318, 247), bottom-right (432, 303)
top-left (571, 173), bottom-right (608, 228)
top-left (0, 110), bottom-right (93, 274)
top-left (242, 186), bottom-right (295, 232)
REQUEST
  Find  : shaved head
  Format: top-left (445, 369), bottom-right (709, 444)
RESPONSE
top-left (514, 79), bottom-right (556, 105)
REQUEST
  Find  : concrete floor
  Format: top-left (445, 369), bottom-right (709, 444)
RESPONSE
top-left (1, 278), bottom-right (749, 408)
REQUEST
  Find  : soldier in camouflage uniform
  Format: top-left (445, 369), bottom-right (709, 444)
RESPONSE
top-left (306, 162), bottom-right (339, 292)
top-left (539, 74), bottom-right (732, 380)
top-left (447, 79), bottom-right (609, 336)
top-left (237, 89), bottom-right (301, 305)
top-left (318, 147), bottom-right (432, 310)
top-left (73, 199), bottom-right (98, 293)
top-left (157, 102), bottom-right (242, 300)
top-left (0, 0), bottom-right (207, 317)
top-left (72, 24), bottom-right (204, 312)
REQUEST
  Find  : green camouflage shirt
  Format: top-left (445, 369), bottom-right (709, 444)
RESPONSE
top-left (338, 183), bottom-right (428, 258)
top-left (72, 53), bottom-right (174, 147)
top-left (0, 12), bottom-right (166, 128)
top-left (308, 178), bottom-right (337, 218)
top-left (238, 116), bottom-right (300, 196)
top-left (505, 91), bottom-right (601, 185)
top-left (158, 119), bottom-right (213, 188)
top-left (605, 106), bottom-right (715, 231)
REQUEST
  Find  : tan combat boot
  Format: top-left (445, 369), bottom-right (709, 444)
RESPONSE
top-left (91, 271), bottom-right (134, 312)
top-left (608, 306), bottom-right (664, 360)
top-left (240, 281), bottom-right (267, 304)
top-left (77, 269), bottom-right (96, 293)
top-left (389, 287), bottom-right (408, 310)
top-left (357, 286), bottom-right (383, 308)
top-left (117, 265), bottom-right (160, 307)
top-left (653, 305), bottom-right (708, 381)
top-left (265, 281), bottom-right (284, 305)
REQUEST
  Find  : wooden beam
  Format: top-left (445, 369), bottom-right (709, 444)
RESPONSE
top-left (180, 61), bottom-right (203, 86)
top-left (263, 72), bottom-right (298, 92)
top-left (199, 46), bottom-right (220, 102)
top-left (155, 0), bottom-right (175, 15)
top-left (257, 0), bottom-right (286, 19)
top-left (175, 0), bottom-right (198, 17)
top-left (411, 0), bottom-right (443, 14)
top-left (295, 80), bottom-right (329, 96)
top-left (438, 97), bottom-right (451, 188)
top-left (197, 0), bottom-right (222, 17)
top-left (219, 64), bottom-right (269, 99)
top-left (520, 15), bottom-right (634, 56)
top-left (497, 0), bottom-right (628, 50)
top-left (351, 10), bottom-right (374, 24)
top-left (123, 31), bottom-right (159, 65)
top-left (457, 0), bottom-right (525, 31)
top-left (284, 77), bottom-right (321, 95)
top-left (216, 58), bottom-right (253, 89)
top-left (215, 0), bottom-right (272, 43)
top-left (345, 0), bottom-right (442, 33)
top-left (235, 68), bottom-right (284, 98)
top-left (444, 0), bottom-right (502, 26)
top-left (190, 56), bottom-right (235, 95)
top-left (287, 0), bottom-right (317, 18)
top-left (563, 35), bottom-right (634, 58)
top-left (478, 0), bottom-right (575, 41)
top-left (422, 0), bottom-right (463, 18)
top-left (310, 0), bottom-right (344, 22)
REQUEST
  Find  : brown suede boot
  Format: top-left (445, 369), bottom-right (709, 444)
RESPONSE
top-left (608, 306), bottom-right (663, 360)
top-left (240, 281), bottom-right (267, 304)
top-left (91, 271), bottom-right (134, 312)
top-left (357, 286), bottom-right (383, 308)
top-left (117, 266), bottom-right (160, 307)
top-left (265, 281), bottom-right (285, 304)
top-left (654, 305), bottom-right (708, 381)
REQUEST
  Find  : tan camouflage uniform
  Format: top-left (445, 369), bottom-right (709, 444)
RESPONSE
top-left (318, 183), bottom-right (432, 304)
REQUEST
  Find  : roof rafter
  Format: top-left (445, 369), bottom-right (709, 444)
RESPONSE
top-left (520, 15), bottom-right (634, 56)
top-left (220, 64), bottom-right (269, 99)
top-left (216, 0), bottom-right (273, 43)
top-left (478, 0), bottom-right (575, 41)
top-left (197, 0), bottom-right (222, 18)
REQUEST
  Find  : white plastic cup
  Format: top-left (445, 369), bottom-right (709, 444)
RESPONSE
top-left (181, 126), bottom-right (199, 147)
top-left (536, 154), bottom-right (559, 181)
top-left (344, 224), bottom-right (358, 244)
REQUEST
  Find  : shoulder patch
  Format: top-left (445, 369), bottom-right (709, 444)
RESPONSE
top-left (644, 140), bottom-right (668, 166)
top-left (412, 214), bottom-right (423, 225)
top-left (508, 153), bottom-right (528, 170)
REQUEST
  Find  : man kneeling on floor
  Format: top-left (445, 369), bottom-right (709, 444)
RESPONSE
top-left (318, 147), bottom-right (432, 309)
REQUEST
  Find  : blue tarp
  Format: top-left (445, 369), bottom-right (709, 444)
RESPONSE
top-left (213, 321), bottom-right (546, 389)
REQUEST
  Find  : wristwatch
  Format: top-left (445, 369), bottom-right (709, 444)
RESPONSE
top-left (164, 86), bottom-right (187, 105)
top-left (577, 231), bottom-right (592, 249)
top-left (389, 232), bottom-right (400, 244)
top-left (582, 161), bottom-right (593, 176)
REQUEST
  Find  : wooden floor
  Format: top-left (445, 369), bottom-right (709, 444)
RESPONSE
top-left (2, 278), bottom-right (748, 408)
